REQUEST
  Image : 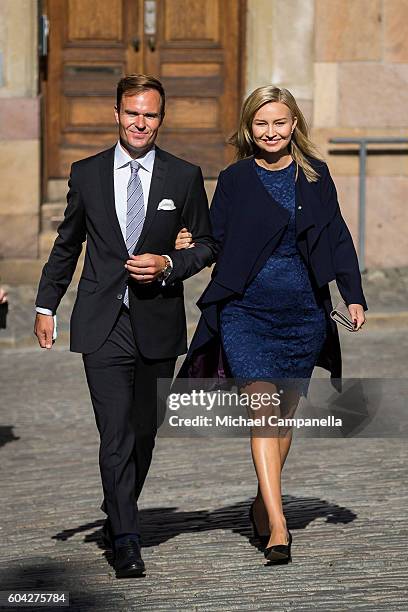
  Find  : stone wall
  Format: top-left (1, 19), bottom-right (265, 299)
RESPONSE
top-left (313, 0), bottom-right (408, 268)
top-left (246, 0), bottom-right (315, 123)
top-left (0, 0), bottom-right (40, 260)
top-left (247, 0), bottom-right (408, 269)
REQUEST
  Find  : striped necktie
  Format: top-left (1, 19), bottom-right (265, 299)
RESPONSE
top-left (124, 160), bottom-right (145, 307)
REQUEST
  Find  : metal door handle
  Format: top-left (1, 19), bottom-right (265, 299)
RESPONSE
top-left (147, 36), bottom-right (156, 52)
top-left (132, 37), bottom-right (140, 52)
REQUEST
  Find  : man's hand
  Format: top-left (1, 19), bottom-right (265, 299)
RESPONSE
top-left (34, 313), bottom-right (54, 349)
top-left (348, 304), bottom-right (366, 331)
top-left (0, 288), bottom-right (8, 303)
top-left (125, 254), bottom-right (167, 284)
top-left (175, 227), bottom-right (194, 250)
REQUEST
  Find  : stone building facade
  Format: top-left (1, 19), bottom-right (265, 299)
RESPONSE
top-left (0, 0), bottom-right (407, 283)
top-left (0, 0), bottom-right (40, 265)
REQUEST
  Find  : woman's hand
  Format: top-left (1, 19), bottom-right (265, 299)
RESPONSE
top-left (348, 304), bottom-right (365, 331)
top-left (175, 227), bottom-right (194, 250)
top-left (0, 288), bottom-right (8, 303)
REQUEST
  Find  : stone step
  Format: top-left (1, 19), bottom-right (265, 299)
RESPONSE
top-left (39, 231), bottom-right (87, 263)
top-left (41, 203), bottom-right (65, 232)
top-left (39, 230), bottom-right (58, 257)
top-left (39, 230), bottom-right (86, 262)
top-left (47, 179), bottom-right (68, 202)
top-left (0, 254), bottom-right (84, 285)
top-left (0, 259), bottom-right (46, 285)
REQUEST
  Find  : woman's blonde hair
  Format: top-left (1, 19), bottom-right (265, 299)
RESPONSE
top-left (229, 85), bottom-right (323, 182)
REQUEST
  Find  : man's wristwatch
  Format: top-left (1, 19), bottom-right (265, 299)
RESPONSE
top-left (160, 255), bottom-right (173, 281)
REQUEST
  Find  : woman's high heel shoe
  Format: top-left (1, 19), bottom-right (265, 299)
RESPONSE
top-left (249, 502), bottom-right (269, 548)
top-left (264, 529), bottom-right (292, 563)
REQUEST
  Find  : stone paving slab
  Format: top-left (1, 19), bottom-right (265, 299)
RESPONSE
top-left (0, 320), bottom-right (407, 610)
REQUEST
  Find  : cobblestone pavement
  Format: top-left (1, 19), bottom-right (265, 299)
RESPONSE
top-left (0, 268), bottom-right (407, 610)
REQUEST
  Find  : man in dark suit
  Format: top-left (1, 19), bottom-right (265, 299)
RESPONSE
top-left (34, 74), bottom-right (215, 578)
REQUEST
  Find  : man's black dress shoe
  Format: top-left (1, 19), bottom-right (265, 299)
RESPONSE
top-left (114, 539), bottom-right (145, 579)
top-left (264, 530), bottom-right (292, 564)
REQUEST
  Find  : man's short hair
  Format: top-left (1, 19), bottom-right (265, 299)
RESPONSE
top-left (116, 74), bottom-right (165, 117)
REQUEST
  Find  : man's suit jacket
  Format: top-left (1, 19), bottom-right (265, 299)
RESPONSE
top-left (36, 145), bottom-right (216, 358)
top-left (178, 156), bottom-right (368, 391)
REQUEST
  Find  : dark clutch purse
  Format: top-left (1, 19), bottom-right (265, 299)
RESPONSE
top-left (330, 301), bottom-right (356, 332)
top-left (0, 301), bottom-right (8, 329)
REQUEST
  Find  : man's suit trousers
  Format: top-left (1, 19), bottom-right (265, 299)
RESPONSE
top-left (83, 306), bottom-right (176, 536)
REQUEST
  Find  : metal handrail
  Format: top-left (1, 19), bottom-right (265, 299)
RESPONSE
top-left (329, 137), bottom-right (408, 272)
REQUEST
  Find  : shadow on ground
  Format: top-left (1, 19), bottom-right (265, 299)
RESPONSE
top-left (0, 497), bottom-right (356, 610)
top-left (55, 495), bottom-right (356, 551)
top-left (0, 425), bottom-right (20, 449)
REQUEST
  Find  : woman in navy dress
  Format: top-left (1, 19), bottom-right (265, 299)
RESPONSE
top-left (177, 86), bottom-right (367, 563)
top-left (220, 159), bottom-right (326, 397)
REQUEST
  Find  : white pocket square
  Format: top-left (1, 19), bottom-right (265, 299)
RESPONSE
top-left (157, 199), bottom-right (176, 211)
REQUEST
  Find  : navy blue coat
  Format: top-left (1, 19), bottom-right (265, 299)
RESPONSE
top-left (179, 156), bottom-right (368, 391)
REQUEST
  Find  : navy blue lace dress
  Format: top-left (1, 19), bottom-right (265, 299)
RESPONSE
top-left (219, 160), bottom-right (327, 396)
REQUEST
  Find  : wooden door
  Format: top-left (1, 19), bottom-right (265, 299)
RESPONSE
top-left (145, 0), bottom-right (244, 176)
top-left (44, 0), bottom-right (142, 180)
top-left (43, 0), bottom-right (245, 183)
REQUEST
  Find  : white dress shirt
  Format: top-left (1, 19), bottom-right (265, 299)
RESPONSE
top-left (114, 141), bottom-right (155, 238)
